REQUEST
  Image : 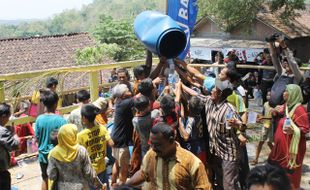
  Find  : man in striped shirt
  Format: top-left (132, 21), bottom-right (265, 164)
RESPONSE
top-left (205, 79), bottom-right (243, 190)
top-left (125, 122), bottom-right (212, 190)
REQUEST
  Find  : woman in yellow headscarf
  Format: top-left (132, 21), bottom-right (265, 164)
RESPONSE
top-left (268, 84), bottom-right (310, 189)
top-left (47, 124), bottom-right (103, 190)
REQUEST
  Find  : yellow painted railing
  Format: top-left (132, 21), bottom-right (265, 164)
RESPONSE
top-left (1, 58), bottom-right (310, 127)
top-left (1, 59), bottom-right (310, 160)
top-left (1, 59), bottom-right (154, 126)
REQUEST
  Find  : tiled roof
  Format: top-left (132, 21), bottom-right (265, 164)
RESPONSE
top-left (0, 33), bottom-right (113, 98)
top-left (0, 33), bottom-right (96, 74)
top-left (257, 5), bottom-right (310, 39)
top-left (194, 5), bottom-right (310, 39)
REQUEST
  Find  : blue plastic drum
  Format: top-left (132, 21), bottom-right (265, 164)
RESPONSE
top-left (134, 11), bottom-right (186, 58)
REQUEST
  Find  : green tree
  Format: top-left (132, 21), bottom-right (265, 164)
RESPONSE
top-left (269, 0), bottom-right (306, 21)
top-left (17, 21), bottom-right (49, 36)
top-left (198, 0), bottom-right (306, 32)
top-left (76, 43), bottom-right (121, 64)
top-left (0, 0), bottom-right (165, 38)
top-left (0, 25), bottom-right (18, 38)
top-left (92, 15), bottom-right (145, 61)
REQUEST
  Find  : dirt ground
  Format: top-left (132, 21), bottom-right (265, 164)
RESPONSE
top-left (9, 138), bottom-right (310, 190)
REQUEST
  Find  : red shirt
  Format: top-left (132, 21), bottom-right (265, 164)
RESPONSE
top-left (153, 103), bottom-right (180, 130)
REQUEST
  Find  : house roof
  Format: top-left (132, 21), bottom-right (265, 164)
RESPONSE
top-left (0, 33), bottom-right (96, 74)
top-left (257, 5), bottom-right (310, 39)
top-left (0, 33), bottom-right (113, 98)
top-left (194, 5), bottom-right (310, 39)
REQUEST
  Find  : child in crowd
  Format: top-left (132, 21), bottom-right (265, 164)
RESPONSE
top-left (30, 77), bottom-right (60, 118)
top-left (0, 103), bottom-right (20, 190)
top-left (153, 94), bottom-right (179, 130)
top-left (93, 97), bottom-right (115, 166)
top-left (153, 82), bottom-right (183, 145)
top-left (251, 91), bottom-right (274, 165)
top-left (35, 90), bottom-right (67, 190)
top-left (13, 100), bottom-right (34, 154)
top-left (93, 97), bottom-right (110, 126)
top-left (132, 95), bottom-right (154, 158)
top-left (129, 79), bottom-right (160, 176)
top-left (178, 96), bottom-right (206, 164)
top-left (78, 104), bottom-right (114, 190)
top-left (68, 90), bottom-right (90, 132)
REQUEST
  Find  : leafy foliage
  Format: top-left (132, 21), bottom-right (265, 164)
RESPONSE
top-left (76, 43), bottom-right (121, 65)
top-left (0, 0), bottom-right (164, 62)
top-left (0, 0), bottom-right (165, 38)
top-left (0, 0), bottom-right (307, 62)
top-left (269, 0), bottom-right (306, 21)
top-left (92, 15), bottom-right (145, 61)
top-left (198, 0), bottom-right (306, 32)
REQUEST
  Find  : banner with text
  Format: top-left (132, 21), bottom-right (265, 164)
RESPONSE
top-left (190, 47), bottom-right (264, 62)
top-left (168, 0), bottom-right (198, 60)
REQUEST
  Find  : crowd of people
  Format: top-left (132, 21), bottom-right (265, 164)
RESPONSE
top-left (0, 36), bottom-right (310, 190)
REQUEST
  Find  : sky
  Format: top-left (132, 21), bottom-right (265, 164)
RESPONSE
top-left (0, 0), bottom-right (93, 20)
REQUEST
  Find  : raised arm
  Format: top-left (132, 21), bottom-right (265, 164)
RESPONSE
top-left (174, 64), bottom-right (201, 88)
top-left (269, 42), bottom-right (282, 76)
top-left (181, 83), bottom-right (199, 96)
top-left (175, 81), bottom-right (182, 103)
top-left (149, 57), bottom-right (167, 80)
top-left (278, 39), bottom-right (303, 84)
top-left (145, 50), bottom-right (153, 77)
top-left (178, 113), bottom-right (190, 142)
top-left (174, 58), bottom-right (205, 84)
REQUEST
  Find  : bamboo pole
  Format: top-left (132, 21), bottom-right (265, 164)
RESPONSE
top-left (0, 59), bottom-right (158, 82)
top-left (0, 82), bottom-right (5, 103)
top-left (6, 104), bottom-right (79, 126)
top-left (15, 152), bottom-right (38, 161)
top-left (5, 82), bottom-right (118, 103)
top-left (188, 63), bottom-right (310, 71)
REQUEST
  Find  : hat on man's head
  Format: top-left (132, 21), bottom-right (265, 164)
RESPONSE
top-left (112, 84), bottom-right (128, 98)
top-left (92, 97), bottom-right (108, 110)
top-left (226, 48), bottom-right (236, 56)
top-left (215, 78), bottom-right (232, 91)
top-left (203, 77), bottom-right (215, 92)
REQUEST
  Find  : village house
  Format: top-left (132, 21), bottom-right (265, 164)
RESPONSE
top-left (191, 5), bottom-right (310, 63)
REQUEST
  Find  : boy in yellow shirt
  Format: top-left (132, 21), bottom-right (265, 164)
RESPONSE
top-left (78, 104), bottom-right (114, 190)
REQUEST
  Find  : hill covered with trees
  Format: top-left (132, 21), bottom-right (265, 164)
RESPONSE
top-left (0, 0), bottom-right (165, 38)
top-left (0, 0), bottom-right (166, 62)
top-left (0, 0), bottom-right (307, 62)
